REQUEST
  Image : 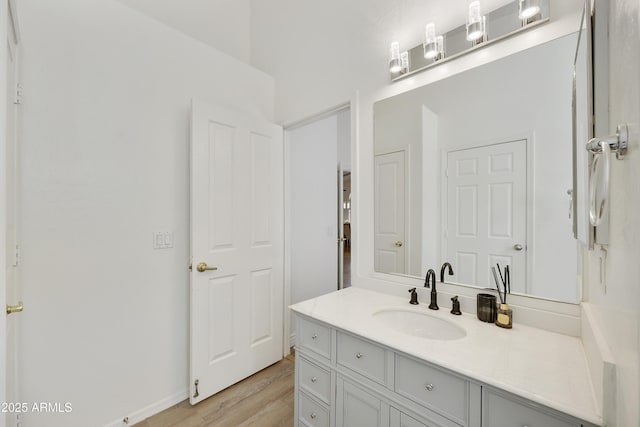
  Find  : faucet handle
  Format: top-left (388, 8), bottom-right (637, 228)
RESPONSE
top-left (450, 296), bottom-right (462, 315)
top-left (408, 288), bottom-right (419, 305)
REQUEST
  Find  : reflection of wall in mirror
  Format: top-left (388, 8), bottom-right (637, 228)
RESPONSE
top-left (374, 32), bottom-right (581, 303)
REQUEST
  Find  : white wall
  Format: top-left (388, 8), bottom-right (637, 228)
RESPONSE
top-left (18, 0), bottom-right (273, 426)
top-left (250, 0), bottom-right (517, 124)
top-left (288, 115), bottom-right (339, 336)
top-left (115, 0), bottom-right (251, 64)
top-left (584, 0), bottom-right (640, 424)
top-left (337, 108), bottom-right (351, 171)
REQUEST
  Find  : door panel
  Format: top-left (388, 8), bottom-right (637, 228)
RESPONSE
top-left (190, 100), bottom-right (283, 404)
top-left (446, 140), bottom-right (526, 291)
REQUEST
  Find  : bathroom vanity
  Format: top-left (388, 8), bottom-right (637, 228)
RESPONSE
top-left (291, 287), bottom-right (601, 427)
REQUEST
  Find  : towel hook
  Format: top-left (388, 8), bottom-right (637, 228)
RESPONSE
top-left (586, 124), bottom-right (628, 160)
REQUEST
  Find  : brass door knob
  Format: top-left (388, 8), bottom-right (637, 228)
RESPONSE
top-left (196, 262), bottom-right (218, 273)
top-left (6, 302), bottom-right (23, 315)
top-left (394, 241), bottom-right (403, 247)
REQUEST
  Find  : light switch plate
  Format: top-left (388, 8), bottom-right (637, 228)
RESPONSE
top-left (153, 231), bottom-right (174, 249)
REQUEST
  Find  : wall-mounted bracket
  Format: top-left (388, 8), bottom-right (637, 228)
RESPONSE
top-left (586, 123), bottom-right (628, 160)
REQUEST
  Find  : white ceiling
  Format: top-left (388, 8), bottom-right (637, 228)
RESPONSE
top-left (115, 0), bottom-right (514, 73)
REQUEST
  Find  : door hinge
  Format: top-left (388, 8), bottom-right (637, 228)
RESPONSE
top-left (14, 83), bottom-right (22, 105)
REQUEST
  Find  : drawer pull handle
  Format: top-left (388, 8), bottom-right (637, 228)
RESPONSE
top-left (310, 412), bottom-right (317, 419)
top-left (311, 333), bottom-right (318, 340)
top-left (355, 352), bottom-right (363, 359)
top-left (425, 383), bottom-right (434, 391)
top-left (311, 376), bottom-right (317, 383)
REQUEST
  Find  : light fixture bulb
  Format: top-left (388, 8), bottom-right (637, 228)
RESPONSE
top-left (519, 0), bottom-right (540, 19)
top-left (400, 51), bottom-right (409, 73)
top-left (466, 1), bottom-right (486, 42)
top-left (423, 23), bottom-right (438, 59)
top-left (389, 41), bottom-right (401, 73)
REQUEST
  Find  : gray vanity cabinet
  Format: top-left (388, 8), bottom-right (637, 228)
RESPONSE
top-left (293, 313), bottom-right (596, 427)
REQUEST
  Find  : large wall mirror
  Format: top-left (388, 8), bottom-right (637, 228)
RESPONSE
top-left (374, 30), bottom-right (587, 304)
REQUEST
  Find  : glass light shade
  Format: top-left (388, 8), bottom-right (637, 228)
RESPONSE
top-left (424, 36), bottom-right (445, 60)
top-left (466, 1), bottom-right (486, 41)
top-left (389, 41), bottom-right (401, 73)
top-left (466, 16), bottom-right (485, 41)
top-left (400, 51), bottom-right (409, 72)
top-left (519, 0), bottom-right (540, 19)
top-left (423, 23), bottom-right (438, 59)
top-left (468, 1), bottom-right (482, 25)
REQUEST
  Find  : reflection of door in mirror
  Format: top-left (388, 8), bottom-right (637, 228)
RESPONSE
top-left (445, 140), bottom-right (526, 292)
top-left (374, 151), bottom-right (406, 274)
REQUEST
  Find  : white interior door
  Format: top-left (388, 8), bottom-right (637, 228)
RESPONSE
top-left (3, 3), bottom-right (20, 426)
top-left (374, 151), bottom-right (406, 274)
top-left (445, 140), bottom-right (526, 291)
top-left (190, 100), bottom-right (284, 404)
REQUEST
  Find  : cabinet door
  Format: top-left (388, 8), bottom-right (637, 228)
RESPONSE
top-left (389, 407), bottom-right (446, 427)
top-left (483, 388), bottom-right (581, 427)
top-left (336, 377), bottom-right (389, 427)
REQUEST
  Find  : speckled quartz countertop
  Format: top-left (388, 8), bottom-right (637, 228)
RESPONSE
top-left (290, 287), bottom-right (602, 426)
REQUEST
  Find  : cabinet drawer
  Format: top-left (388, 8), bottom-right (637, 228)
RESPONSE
top-left (395, 355), bottom-right (467, 424)
top-left (299, 356), bottom-right (331, 404)
top-left (483, 389), bottom-right (581, 427)
top-left (299, 391), bottom-right (330, 427)
top-left (337, 332), bottom-right (388, 385)
top-left (297, 316), bottom-right (332, 360)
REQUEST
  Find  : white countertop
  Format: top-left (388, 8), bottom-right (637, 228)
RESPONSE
top-left (290, 287), bottom-right (602, 426)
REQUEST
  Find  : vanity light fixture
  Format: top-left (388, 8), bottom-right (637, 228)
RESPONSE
top-left (388, 0), bottom-right (549, 81)
top-left (466, 1), bottom-right (486, 42)
top-left (519, 0), bottom-right (541, 20)
top-left (389, 41), bottom-right (402, 73)
top-left (423, 23), bottom-right (444, 60)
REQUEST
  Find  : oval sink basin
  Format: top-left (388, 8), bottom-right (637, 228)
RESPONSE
top-left (373, 309), bottom-right (466, 341)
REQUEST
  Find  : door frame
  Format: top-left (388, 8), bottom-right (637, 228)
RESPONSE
top-left (1, 1), bottom-right (20, 423)
top-left (440, 134), bottom-right (534, 294)
top-left (282, 101), bottom-right (352, 354)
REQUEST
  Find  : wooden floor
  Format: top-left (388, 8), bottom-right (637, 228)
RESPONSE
top-left (134, 355), bottom-right (295, 427)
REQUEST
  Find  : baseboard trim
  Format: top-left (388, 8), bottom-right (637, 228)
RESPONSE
top-left (102, 388), bottom-right (188, 427)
